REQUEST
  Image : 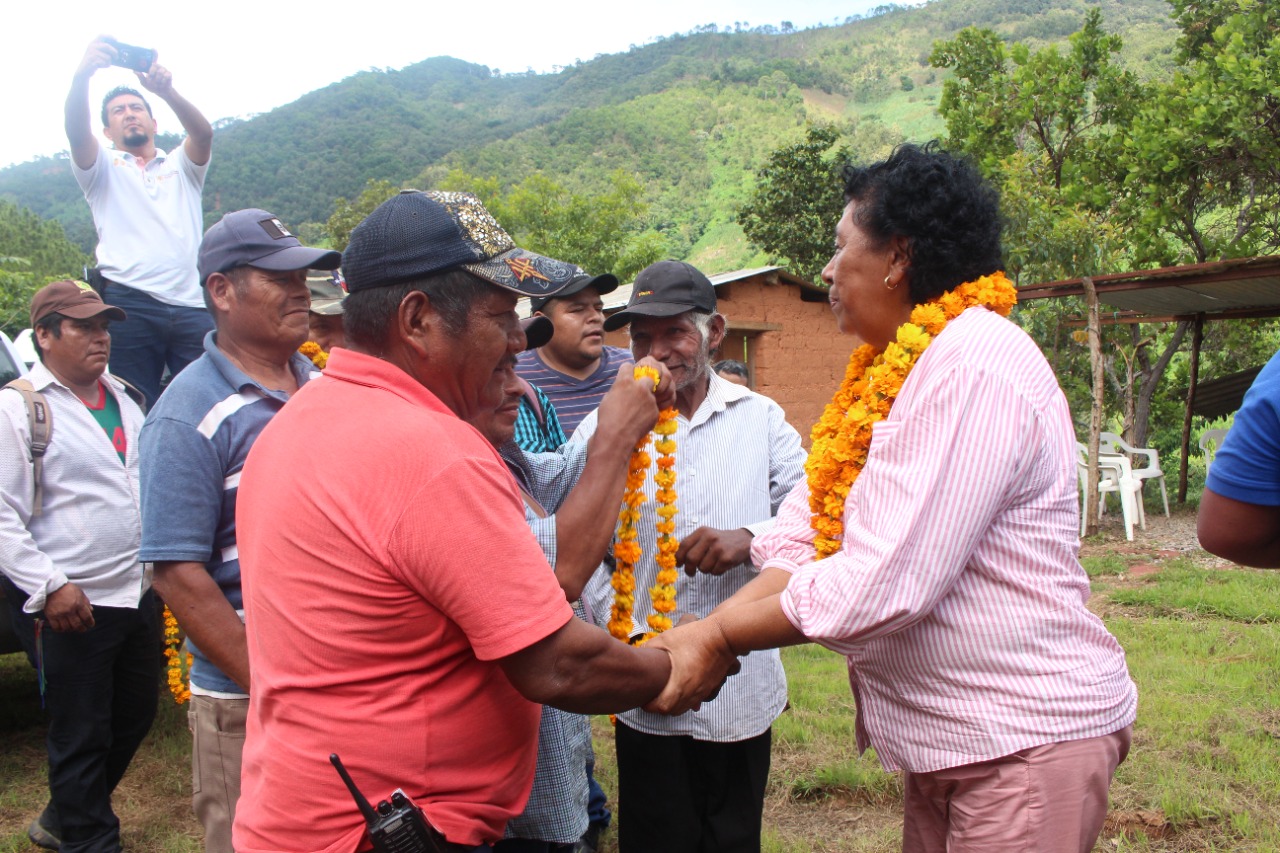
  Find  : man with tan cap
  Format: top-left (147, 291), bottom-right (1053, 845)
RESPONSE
top-left (0, 280), bottom-right (157, 853)
top-left (139, 209), bottom-right (340, 853)
top-left (306, 271), bottom-right (347, 354)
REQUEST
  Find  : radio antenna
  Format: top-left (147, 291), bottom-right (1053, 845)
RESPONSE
top-left (330, 753), bottom-right (378, 825)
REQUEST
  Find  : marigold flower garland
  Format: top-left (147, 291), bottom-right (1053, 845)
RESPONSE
top-left (608, 365), bottom-right (680, 643)
top-left (807, 271), bottom-right (1018, 558)
top-left (162, 605), bottom-right (192, 704)
top-left (298, 340), bottom-right (327, 369)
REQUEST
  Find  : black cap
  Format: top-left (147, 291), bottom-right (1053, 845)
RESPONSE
top-left (198, 209), bottom-right (341, 286)
top-left (342, 190), bottom-right (577, 298)
top-left (530, 271), bottom-right (619, 312)
top-left (521, 315), bottom-right (554, 349)
top-left (603, 261), bottom-right (716, 332)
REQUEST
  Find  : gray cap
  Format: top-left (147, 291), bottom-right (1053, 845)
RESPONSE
top-left (199, 208), bottom-right (341, 286)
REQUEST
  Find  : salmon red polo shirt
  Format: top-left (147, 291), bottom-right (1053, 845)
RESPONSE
top-left (233, 347), bottom-right (574, 853)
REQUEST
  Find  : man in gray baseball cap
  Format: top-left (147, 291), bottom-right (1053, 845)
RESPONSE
top-left (137, 208), bottom-right (339, 853)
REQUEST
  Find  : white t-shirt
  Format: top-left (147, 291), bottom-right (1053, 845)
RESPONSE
top-left (73, 144), bottom-right (209, 308)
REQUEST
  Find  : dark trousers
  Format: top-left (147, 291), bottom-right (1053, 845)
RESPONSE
top-left (614, 721), bottom-right (771, 853)
top-left (586, 753), bottom-right (611, 827)
top-left (101, 283), bottom-right (214, 408)
top-left (2, 578), bottom-right (161, 853)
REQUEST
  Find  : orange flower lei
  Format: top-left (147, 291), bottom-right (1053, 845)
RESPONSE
top-left (807, 271), bottom-right (1017, 558)
top-left (608, 366), bottom-right (680, 642)
top-left (298, 340), bottom-right (327, 369)
top-left (162, 605), bottom-right (192, 704)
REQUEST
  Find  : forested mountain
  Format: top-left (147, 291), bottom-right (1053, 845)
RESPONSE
top-left (0, 0), bottom-right (1176, 268)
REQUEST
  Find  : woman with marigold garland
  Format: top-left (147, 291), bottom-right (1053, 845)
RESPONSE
top-left (646, 143), bottom-right (1138, 853)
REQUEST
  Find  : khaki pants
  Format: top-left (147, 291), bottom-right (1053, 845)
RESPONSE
top-left (902, 726), bottom-right (1132, 853)
top-left (188, 694), bottom-right (248, 853)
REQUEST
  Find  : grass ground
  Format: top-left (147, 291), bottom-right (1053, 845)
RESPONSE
top-left (3, 509), bottom-right (1277, 852)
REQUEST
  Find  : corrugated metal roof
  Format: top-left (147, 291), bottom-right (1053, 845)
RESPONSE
top-left (518, 265), bottom-right (819, 316)
top-left (602, 265), bottom-right (818, 310)
top-left (1017, 256), bottom-right (1280, 319)
top-left (1185, 366), bottom-right (1264, 419)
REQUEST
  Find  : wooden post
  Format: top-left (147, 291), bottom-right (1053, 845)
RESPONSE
top-left (1082, 276), bottom-right (1104, 535)
top-left (1178, 314), bottom-right (1205, 504)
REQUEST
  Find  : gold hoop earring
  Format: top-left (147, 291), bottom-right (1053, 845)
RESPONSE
top-left (884, 274), bottom-right (900, 291)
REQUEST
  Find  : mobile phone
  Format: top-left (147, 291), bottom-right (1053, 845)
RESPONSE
top-left (103, 38), bottom-right (156, 73)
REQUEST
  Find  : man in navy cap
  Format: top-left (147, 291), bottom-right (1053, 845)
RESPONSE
top-left (138, 209), bottom-right (340, 853)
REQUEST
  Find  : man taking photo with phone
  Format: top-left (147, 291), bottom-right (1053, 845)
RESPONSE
top-left (64, 35), bottom-right (215, 408)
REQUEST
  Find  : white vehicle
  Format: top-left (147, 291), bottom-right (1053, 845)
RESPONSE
top-left (0, 330), bottom-right (26, 385)
top-left (0, 331), bottom-right (24, 652)
top-left (11, 328), bottom-right (36, 370)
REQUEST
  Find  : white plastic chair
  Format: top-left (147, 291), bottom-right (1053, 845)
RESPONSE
top-left (1099, 432), bottom-right (1170, 517)
top-left (1075, 442), bottom-right (1144, 541)
top-left (1199, 428), bottom-right (1229, 472)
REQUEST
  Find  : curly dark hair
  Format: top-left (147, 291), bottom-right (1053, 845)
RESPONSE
top-left (840, 142), bottom-right (1004, 305)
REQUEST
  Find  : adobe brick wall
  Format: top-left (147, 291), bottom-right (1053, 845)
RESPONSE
top-left (603, 272), bottom-right (855, 448)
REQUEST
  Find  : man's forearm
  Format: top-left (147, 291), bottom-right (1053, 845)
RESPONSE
top-left (163, 89), bottom-right (212, 144)
top-left (158, 88), bottom-right (212, 166)
top-left (1198, 488), bottom-right (1280, 568)
top-left (64, 75), bottom-right (98, 170)
top-left (500, 617), bottom-right (670, 714)
top-left (154, 560), bottom-right (250, 690)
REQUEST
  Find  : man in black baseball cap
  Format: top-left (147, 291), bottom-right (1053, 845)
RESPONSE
top-left (514, 269), bottom-right (624, 446)
top-left (231, 191), bottom-right (736, 853)
top-left (137, 208), bottom-right (340, 853)
top-left (577, 258), bottom-right (807, 853)
top-left (603, 260), bottom-right (717, 331)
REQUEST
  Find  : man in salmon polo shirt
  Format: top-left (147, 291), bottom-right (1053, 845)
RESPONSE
top-left (233, 190), bottom-right (740, 853)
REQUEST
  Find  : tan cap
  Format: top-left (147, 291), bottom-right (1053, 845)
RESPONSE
top-left (30, 280), bottom-right (127, 327)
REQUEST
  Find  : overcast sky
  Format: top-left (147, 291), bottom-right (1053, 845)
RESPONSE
top-left (3, 0), bottom-right (924, 169)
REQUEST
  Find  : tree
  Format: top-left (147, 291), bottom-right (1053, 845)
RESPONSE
top-left (0, 200), bottom-right (90, 336)
top-left (736, 125), bottom-right (848, 285)
top-left (930, 9), bottom-right (1143, 197)
top-left (738, 122), bottom-right (902, 284)
top-left (325, 179), bottom-right (400, 251)
top-left (930, 14), bottom-right (1195, 450)
top-left (1120, 0), bottom-right (1280, 264)
top-left (440, 169), bottom-right (667, 284)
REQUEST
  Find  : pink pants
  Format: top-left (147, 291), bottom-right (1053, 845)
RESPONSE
top-left (901, 726), bottom-right (1132, 853)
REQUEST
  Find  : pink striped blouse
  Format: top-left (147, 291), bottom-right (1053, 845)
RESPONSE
top-left (753, 307), bottom-right (1137, 773)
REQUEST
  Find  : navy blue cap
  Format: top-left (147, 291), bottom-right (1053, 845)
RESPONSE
top-left (603, 261), bottom-right (716, 331)
top-left (198, 209), bottom-right (341, 286)
top-left (342, 190), bottom-right (577, 298)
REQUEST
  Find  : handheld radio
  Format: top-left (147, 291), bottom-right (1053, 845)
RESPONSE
top-left (329, 753), bottom-right (446, 853)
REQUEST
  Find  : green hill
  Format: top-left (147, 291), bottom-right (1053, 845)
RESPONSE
top-left (0, 0), bottom-right (1176, 269)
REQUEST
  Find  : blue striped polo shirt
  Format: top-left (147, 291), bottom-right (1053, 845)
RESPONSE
top-left (139, 331), bottom-right (316, 695)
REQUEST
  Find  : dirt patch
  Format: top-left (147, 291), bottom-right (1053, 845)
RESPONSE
top-left (1104, 808), bottom-right (1178, 841)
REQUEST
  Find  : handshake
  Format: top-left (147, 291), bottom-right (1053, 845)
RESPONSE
top-left (641, 615), bottom-right (742, 716)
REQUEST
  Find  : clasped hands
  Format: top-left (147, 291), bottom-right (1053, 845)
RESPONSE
top-left (643, 614), bottom-right (741, 716)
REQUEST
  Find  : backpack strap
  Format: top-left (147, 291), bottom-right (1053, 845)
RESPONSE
top-left (112, 375), bottom-right (148, 411)
top-left (4, 379), bottom-right (53, 517)
top-left (515, 375), bottom-right (546, 428)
